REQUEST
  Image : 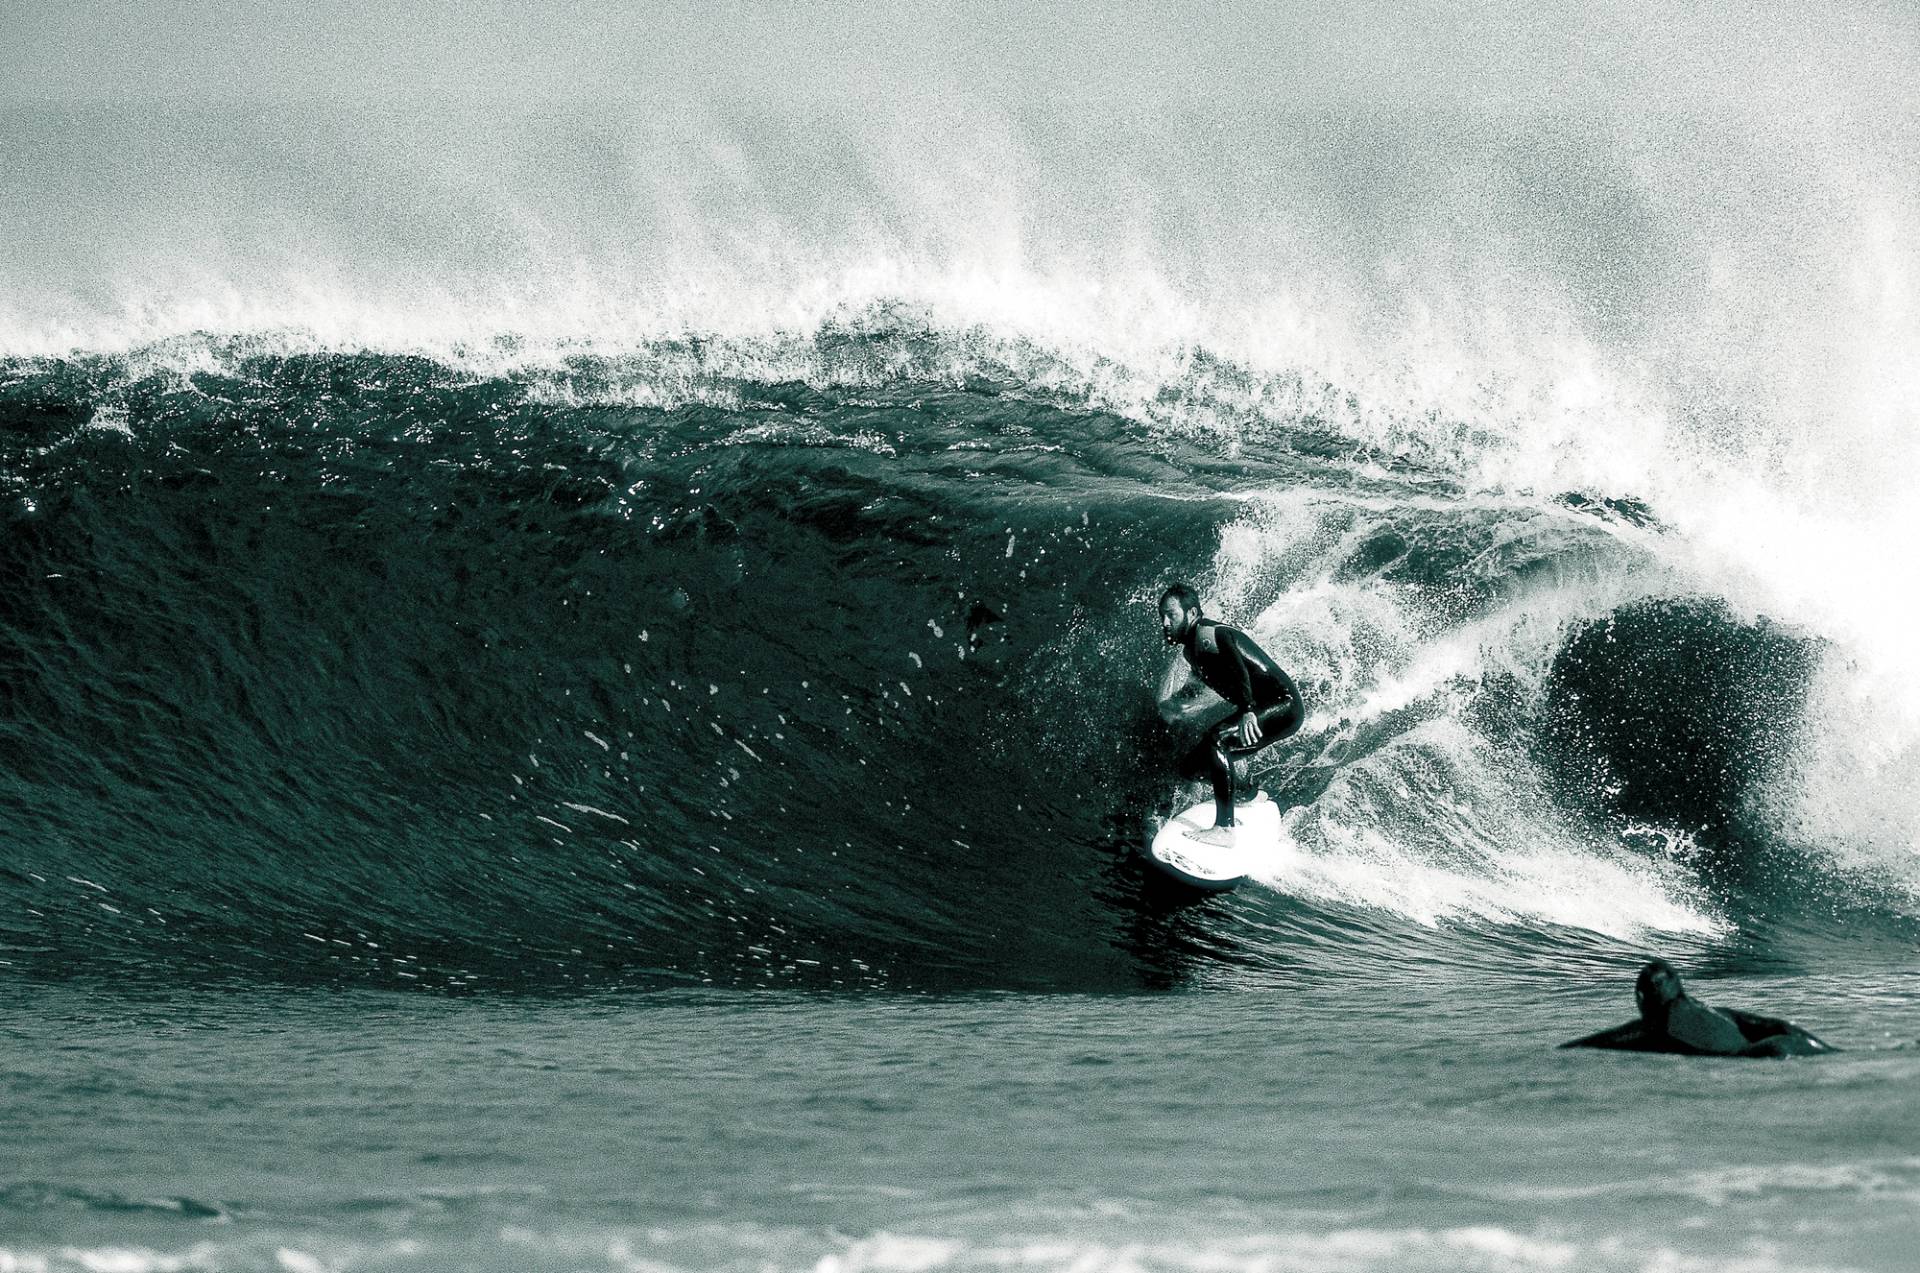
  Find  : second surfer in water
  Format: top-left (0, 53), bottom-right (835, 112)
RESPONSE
top-left (1560, 959), bottom-right (1837, 1057)
top-left (1158, 583), bottom-right (1304, 845)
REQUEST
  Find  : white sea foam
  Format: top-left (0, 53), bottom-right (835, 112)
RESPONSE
top-left (19, 1224), bottom-right (1841, 1273)
top-left (1171, 489), bottom-right (1720, 938)
top-left (1263, 720), bottom-right (1724, 940)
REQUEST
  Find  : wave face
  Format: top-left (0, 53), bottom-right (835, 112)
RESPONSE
top-left (4, 13), bottom-right (1919, 989)
top-left (2, 324), bottom-right (1913, 992)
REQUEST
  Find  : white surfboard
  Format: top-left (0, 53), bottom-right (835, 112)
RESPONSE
top-left (1145, 793), bottom-right (1285, 892)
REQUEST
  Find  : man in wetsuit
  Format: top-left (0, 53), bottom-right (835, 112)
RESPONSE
top-left (1560, 959), bottom-right (1837, 1058)
top-left (1158, 583), bottom-right (1305, 846)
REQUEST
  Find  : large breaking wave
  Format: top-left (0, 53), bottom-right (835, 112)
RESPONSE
top-left (2, 318), bottom-right (1913, 992)
top-left (4, 11), bottom-right (1919, 988)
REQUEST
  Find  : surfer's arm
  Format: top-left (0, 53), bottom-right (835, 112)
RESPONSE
top-left (1217, 630), bottom-right (1270, 744)
top-left (1157, 682), bottom-right (1216, 725)
top-left (1215, 630), bottom-right (1258, 710)
top-left (1558, 1021), bottom-right (1646, 1049)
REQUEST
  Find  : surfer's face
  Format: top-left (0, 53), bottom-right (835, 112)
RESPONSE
top-left (1160, 597), bottom-right (1196, 645)
top-left (1635, 961), bottom-right (1683, 1019)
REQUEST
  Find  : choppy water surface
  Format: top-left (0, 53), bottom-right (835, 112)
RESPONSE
top-left (6, 981), bottom-right (1920, 1273)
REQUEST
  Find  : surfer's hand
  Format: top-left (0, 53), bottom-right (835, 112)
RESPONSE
top-left (1238, 711), bottom-right (1262, 747)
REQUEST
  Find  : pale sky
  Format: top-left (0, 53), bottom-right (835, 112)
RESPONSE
top-left (5, 0), bottom-right (1915, 113)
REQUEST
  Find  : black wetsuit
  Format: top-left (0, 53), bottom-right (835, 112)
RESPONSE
top-left (1174, 623), bottom-right (1304, 827)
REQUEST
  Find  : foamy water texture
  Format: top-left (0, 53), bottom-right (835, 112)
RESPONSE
top-left (0, 1228), bottom-right (1874, 1273)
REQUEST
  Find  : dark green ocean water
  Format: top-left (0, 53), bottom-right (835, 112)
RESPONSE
top-left (4, 336), bottom-right (1918, 1271)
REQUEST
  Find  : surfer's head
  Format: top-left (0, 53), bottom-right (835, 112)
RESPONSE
top-left (1160, 583), bottom-right (1201, 646)
top-left (1634, 959), bottom-right (1685, 1021)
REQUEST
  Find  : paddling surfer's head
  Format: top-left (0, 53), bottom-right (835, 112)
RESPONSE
top-left (1635, 959), bottom-right (1685, 1022)
top-left (1160, 583), bottom-right (1202, 647)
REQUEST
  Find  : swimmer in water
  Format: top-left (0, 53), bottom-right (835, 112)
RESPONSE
top-left (1561, 959), bottom-right (1837, 1057)
top-left (1157, 583), bottom-right (1305, 847)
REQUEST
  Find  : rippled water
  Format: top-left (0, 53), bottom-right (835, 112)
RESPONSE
top-left (7, 977), bottom-right (1919, 1273)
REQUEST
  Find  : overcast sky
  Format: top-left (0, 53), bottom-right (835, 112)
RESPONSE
top-left (5, 0), bottom-right (1916, 113)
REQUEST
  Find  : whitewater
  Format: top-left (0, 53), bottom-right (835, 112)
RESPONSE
top-left (5, 2), bottom-right (1920, 1270)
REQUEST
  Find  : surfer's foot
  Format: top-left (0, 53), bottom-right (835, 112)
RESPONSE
top-left (1186, 826), bottom-right (1236, 847)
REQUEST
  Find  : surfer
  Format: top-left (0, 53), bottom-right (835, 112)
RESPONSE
top-left (1560, 959), bottom-right (1838, 1057)
top-left (1157, 583), bottom-right (1304, 846)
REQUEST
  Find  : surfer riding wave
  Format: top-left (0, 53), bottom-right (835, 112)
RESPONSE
top-left (1157, 584), bottom-right (1305, 846)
